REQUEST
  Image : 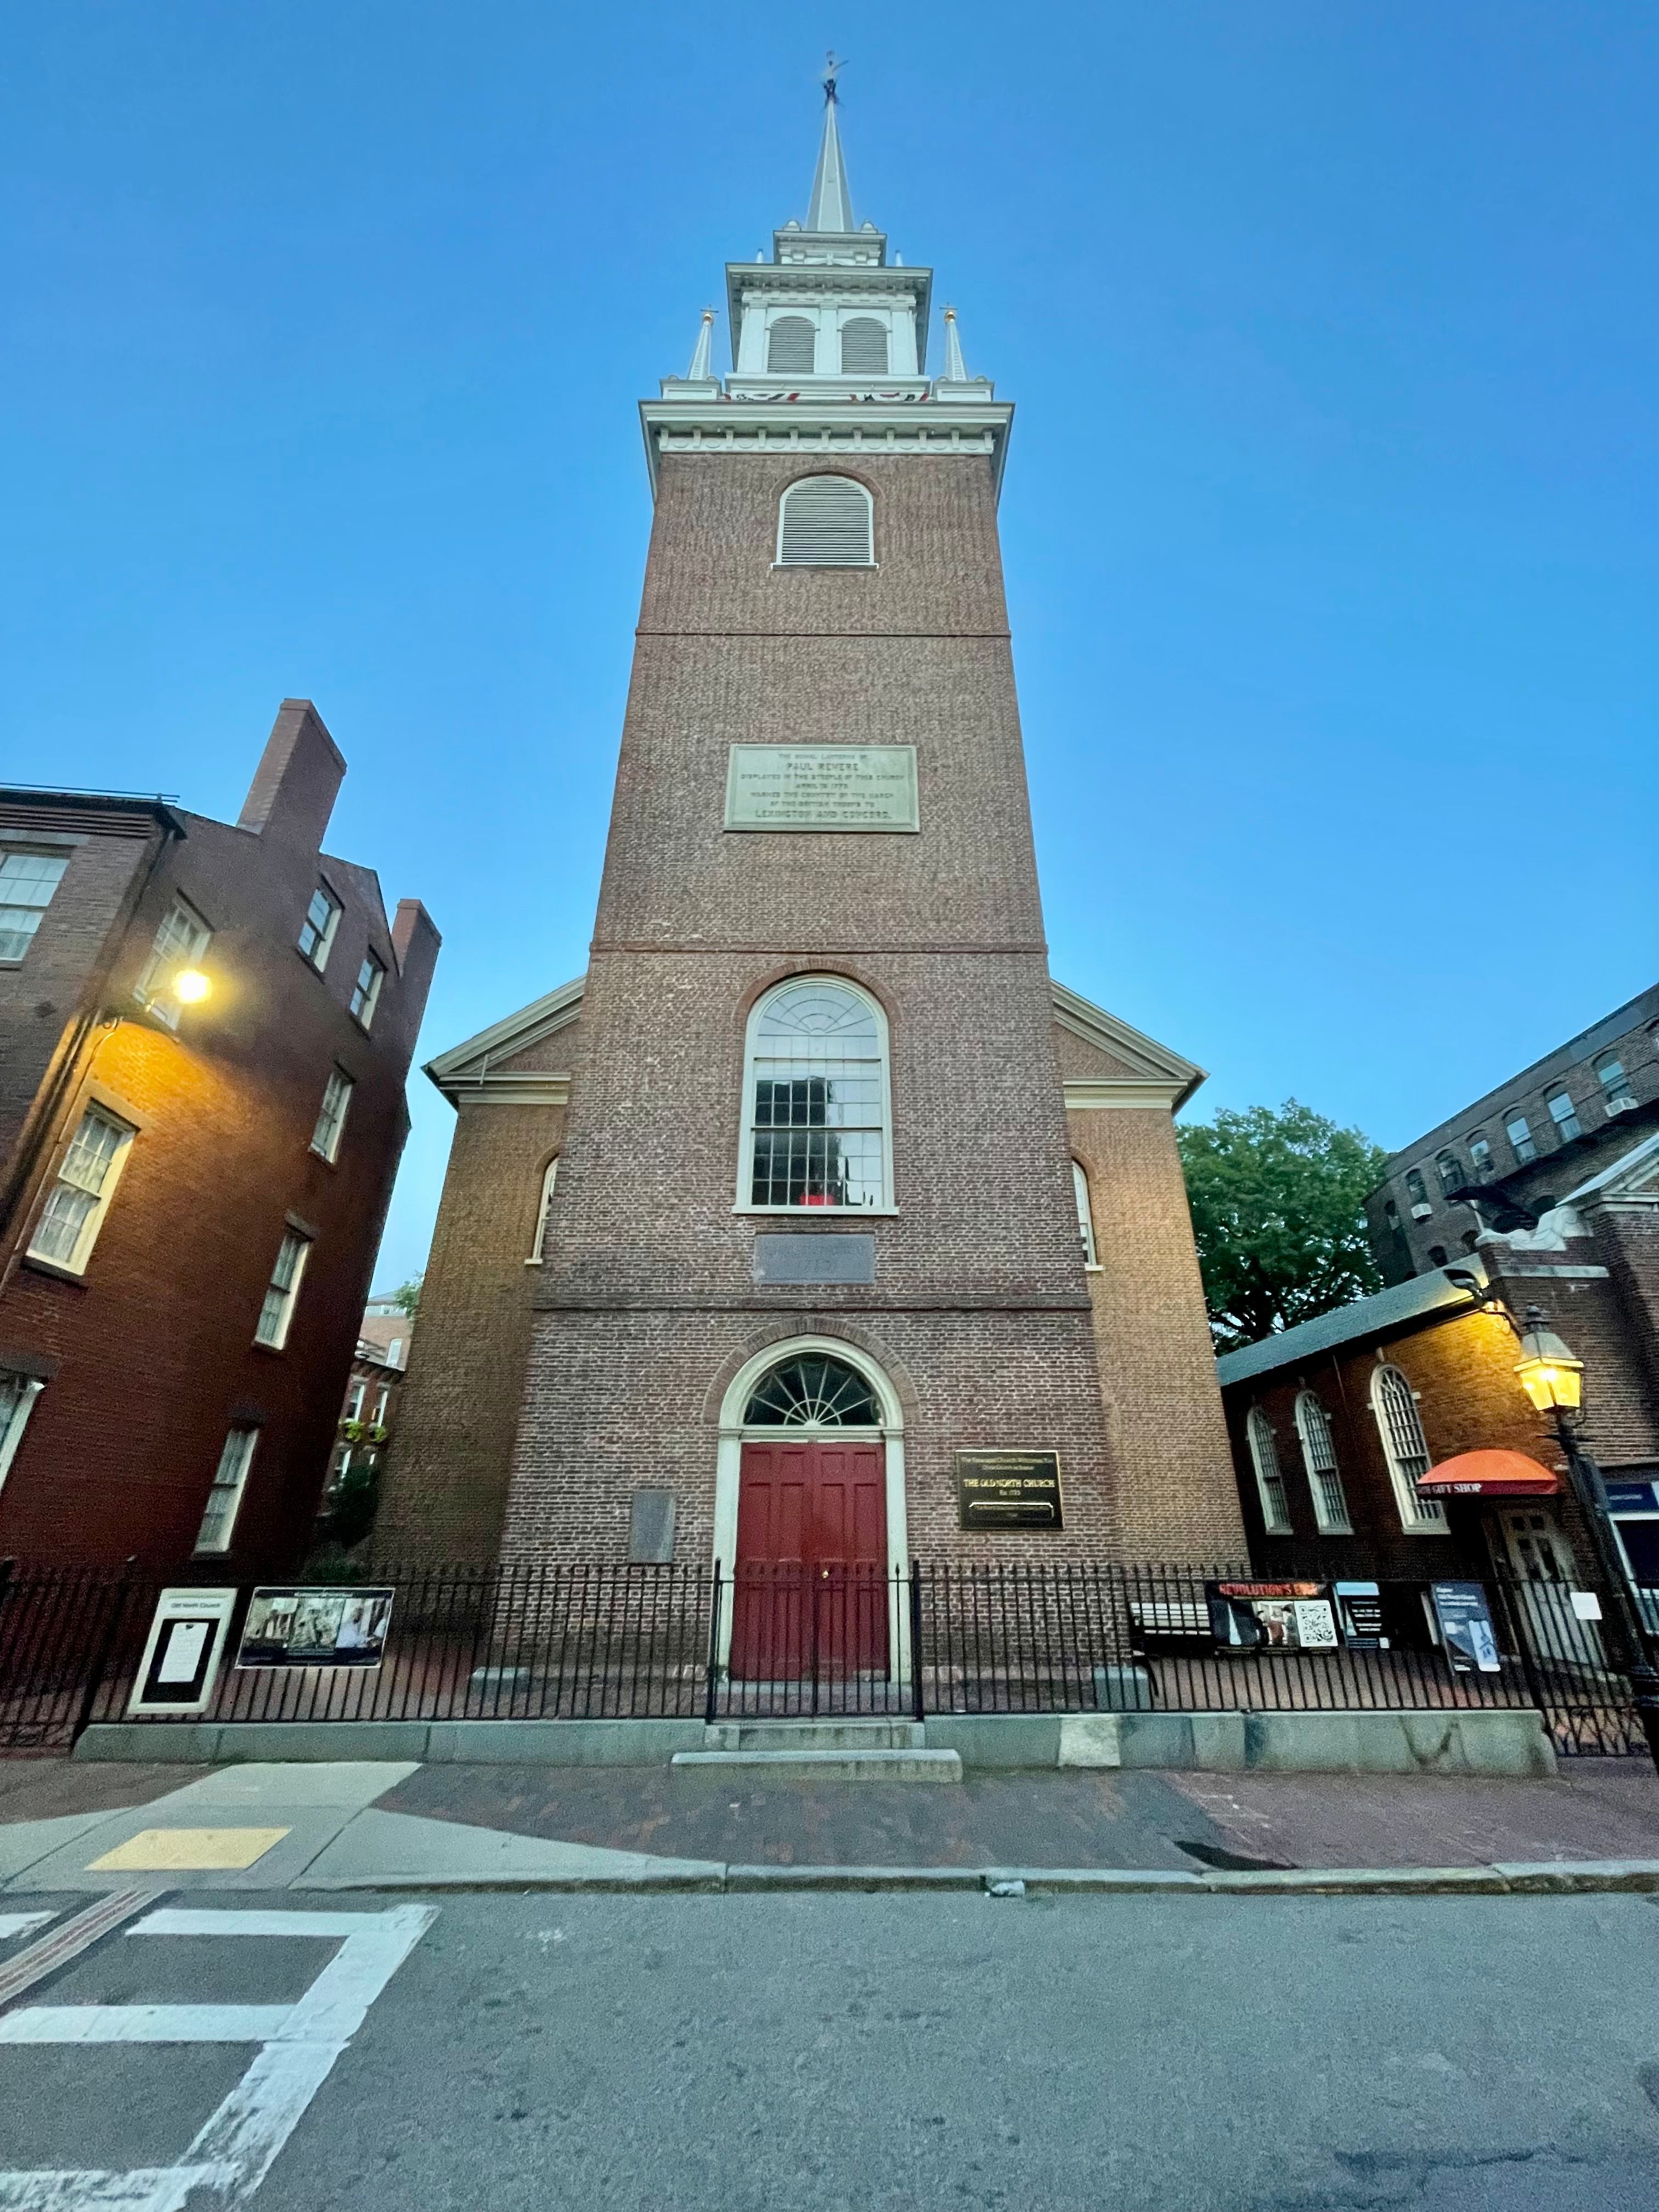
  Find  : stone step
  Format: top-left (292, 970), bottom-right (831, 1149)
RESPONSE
top-left (702, 1720), bottom-right (926, 1753)
top-left (671, 1747), bottom-right (963, 1784)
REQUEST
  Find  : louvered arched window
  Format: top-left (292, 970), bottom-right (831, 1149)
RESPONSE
top-left (777, 476), bottom-right (874, 568)
top-left (1246, 1408), bottom-right (1293, 1534)
top-left (1294, 1390), bottom-right (1352, 1533)
top-left (766, 315), bottom-right (816, 373)
top-left (839, 317), bottom-right (888, 374)
top-left (740, 977), bottom-right (891, 1210)
top-left (1370, 1363), bottom-right (1446, 1531)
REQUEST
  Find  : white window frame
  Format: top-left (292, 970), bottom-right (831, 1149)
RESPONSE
top-left (195, 1426), bottom-right (258, 1555)
top-left (310, 1068), bottom-right (354, 1163)
top-left (1370, 1362), bottom-right (1447, 1531)
top-left (526, 1156), bottom-right (559, 1264)
top-left (346, 1380), bottom-right (366, 1422)
top-left (373, 1386), bottom-right (390, 1425)
top-left (298, 884), bottom-right (342, 974)
top-left (1294, 1390), bottom-right (1353, 1534)
top-left (134, 896), bottom-right (211, 1030)
top-left (256, 1229), bottom-right (311, 1350)
top-left (775, 475), bottom-right (876, 568)
top-left (1246, 1407), bottom-right (1293, 1534)
top-left (735, 975), bottom-right (895, 1215)
top-left (1072, 1160), bottom-right (1099, 1270)
top-left (0, 846), bottom-right (71, 965)
top-left (349, 953), bottom-right (386, 1031)
top-left (27, 1105), bottom-right (136, 1276)
top-left (1548, 1090), bottom-right (1581, 1143)
top-left (387, 1337), bottom-right (403, 1366)
top-left (0, 1371), bottom-right (46, 1497)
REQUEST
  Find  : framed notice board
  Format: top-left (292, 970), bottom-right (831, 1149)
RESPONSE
top-left (955, 1450), bottom-right (1064, 1531)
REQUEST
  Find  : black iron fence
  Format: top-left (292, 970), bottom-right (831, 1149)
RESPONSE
top-left (0, 1556), bottom-right (1647, 1756)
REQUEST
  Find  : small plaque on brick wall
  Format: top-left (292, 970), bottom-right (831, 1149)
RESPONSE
top-left (725, 745), bottom-right (919, 833)
top-left (629, 1489), bottom-right (677, 1564)
top-left (753, 1233), bottom-right (877, 1285)
top-left (956, 1450), bottom-right (1064, 1531)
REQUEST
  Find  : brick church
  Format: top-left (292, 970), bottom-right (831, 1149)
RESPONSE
top-left (379, 86), bottom-right (1247, 1614)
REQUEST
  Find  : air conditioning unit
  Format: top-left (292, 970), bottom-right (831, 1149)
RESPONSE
top-left (1411, 1203), bottom-right (1434, 1222)
top-left (1608, 1095), bottom-right (1637, 1115)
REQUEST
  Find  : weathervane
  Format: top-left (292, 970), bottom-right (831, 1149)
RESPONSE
top-left (822, 50), bottom-right (845, 104)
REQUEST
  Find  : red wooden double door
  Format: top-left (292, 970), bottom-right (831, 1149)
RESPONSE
top-left (732, 1438), bottom-right (889, 1680)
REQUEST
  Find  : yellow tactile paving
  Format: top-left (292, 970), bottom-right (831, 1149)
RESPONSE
top-left (87, 1826), bottom-right (292, 1871)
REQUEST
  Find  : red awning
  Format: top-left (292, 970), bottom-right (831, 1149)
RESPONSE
top-left (1417, 1449), bottom-right (1562, 1500)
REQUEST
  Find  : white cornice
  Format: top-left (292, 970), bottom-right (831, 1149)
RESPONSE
top-left (425, 974), bottom-right (584, 1105)
top-left (454, 1073), bottom-right (571, 1109)
top-left (1049, 979), bottom-right (1207, 1110)
top-left (1063, 1080), bottom-right (1187, 1113)
top-left (639, 398), bottom-right (1014, 499)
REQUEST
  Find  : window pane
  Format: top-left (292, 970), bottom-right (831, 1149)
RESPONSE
top-left (257, 1231), bottom-right (308, 1346)
top-left (28, 1108), bottom-right (131, 1271)
top-left (1506, 1115), bottom-right (1536, 1163)
top-left (1597, 1056), bottom-right (1633, 1107)
top-left (1548, 1092), bottom-right (1581, 1142)
top-left (1469, 1136), bottom-right (1492, 1181)
top-left (350, 956), bottom-right (385, 1027)
top-left (311, 1070), bottom-right (352, 1161)
top-left (30, 1184), bottom-right (97, 1266)
top-left (196, 1429), bottom-right (256, 1553)
top-left (747, 981), bottom-right (887, 1208)
top-left (135, 899), bottom-right (210, 1023)
top-left (0, 852), bottom-right (69, 961)
top-left (298, 887), bottom-right (341, 969)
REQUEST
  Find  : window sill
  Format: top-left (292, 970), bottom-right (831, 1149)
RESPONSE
top-left (349, 1014), bottom-right (377, 1037)
top-left (733, 1205), bottom-right (899, 1218)
top-left (1083, 1263), bottom-right (1103, 1274)
top-left (1313, 1526), bottom-right (1355, 1538)
top-left (295, 944), bottom-right (332, 983)
top-left (523, 1257), bottom-right (543, 1267)
top-left (251, 1338), bottom-right (289, 1357)
top-left (20, 1251), bottom-right (89, 1286)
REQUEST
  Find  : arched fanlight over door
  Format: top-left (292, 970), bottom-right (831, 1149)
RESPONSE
top-left (744, 1354), bottom-right (881, 1428)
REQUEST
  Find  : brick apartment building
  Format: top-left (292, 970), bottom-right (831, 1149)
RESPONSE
top-left (375, 94), bottom-right (1248, 1623)
top-left (0, 700), bottom-right (439, 1572)
top-left (1218, 988), bottom-right (1659, 1609)
top-left (319, 1296), bottom-right (414, 1542)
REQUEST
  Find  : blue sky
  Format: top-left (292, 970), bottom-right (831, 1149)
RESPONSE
top-left (7, 3), bottom-right (1655, 1286)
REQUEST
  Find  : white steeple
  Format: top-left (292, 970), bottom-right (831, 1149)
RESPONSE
top-left (686, 308), bottom-right (715, 382)
top-left (806, 55), bottom-right (855, 233)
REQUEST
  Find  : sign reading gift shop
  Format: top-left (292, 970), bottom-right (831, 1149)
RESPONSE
top-left (956, 1451), bottom-right (1064, 1531)
top-left (725, 745), bottom-right (919, 833)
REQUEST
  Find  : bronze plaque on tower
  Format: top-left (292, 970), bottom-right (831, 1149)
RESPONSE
top-left (955, 1450), bottom-right (1064, 1531)
top-left (725, 744), bottom-right (919, 832)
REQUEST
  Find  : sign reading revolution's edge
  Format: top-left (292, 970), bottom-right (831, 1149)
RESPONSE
top-left (725, 744), bottom-right (919, 833)
top-left (956, 1449), bottom-right (1064, 1531)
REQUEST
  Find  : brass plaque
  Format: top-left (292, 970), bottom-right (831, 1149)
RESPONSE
top-left (956, 1450), bottom-right (1064, 1531)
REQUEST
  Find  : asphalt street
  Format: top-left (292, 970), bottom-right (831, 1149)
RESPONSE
top-left (2, 1888), bottom-right (1657, 2210)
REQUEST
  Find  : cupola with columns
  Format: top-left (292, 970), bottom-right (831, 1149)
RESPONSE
top-left (644, 61), bottom-right (1007, 494)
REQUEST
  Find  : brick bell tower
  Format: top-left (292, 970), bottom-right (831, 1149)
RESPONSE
top-left (487, 74), bottom-right (1233, 1611)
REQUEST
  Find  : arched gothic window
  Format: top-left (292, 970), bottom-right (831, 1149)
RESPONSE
top-left (777, 475), bottom-right (874, 567)
top-left (1370, 1362), bottom-right (1446, 1530)
top-left (1072, 1161), bottom-right (1098, 1269)
top-left (839, 317), bottom-right (888, 374)
top-left (1246, 1407), bottom-right (1293, 1534)
top-left (1294, 1390), bottom-right (1352, 1533)
top-left (744, 1353), bottom-right (880, 1428)
top-left (740, 977), bottom-right (891, 1211)
top-left (766, 315), bottom-right (816, 373)
top-left (528, 1156), bottom-right (558, 1263)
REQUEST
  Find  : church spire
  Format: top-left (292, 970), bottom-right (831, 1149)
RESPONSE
top-left (806, 53), bottom-right (855, 233)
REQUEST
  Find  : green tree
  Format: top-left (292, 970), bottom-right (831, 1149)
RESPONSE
top-left (1176, 1100), bottom-right (1390, 1353)
top-left (390, 1274), bottom-right (422, 1318)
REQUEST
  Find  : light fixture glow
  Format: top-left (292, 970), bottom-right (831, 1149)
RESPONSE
top-left (171, 968), bottom-right (211, 1005)
top-left (1514, 1312), bottom-right (1583, 1414)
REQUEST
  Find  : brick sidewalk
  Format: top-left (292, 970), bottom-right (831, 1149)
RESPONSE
top-left (380, 1757), bottom-right (1659, 1872)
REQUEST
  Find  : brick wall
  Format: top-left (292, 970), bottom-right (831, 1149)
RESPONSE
top-left (0, 703), bottom-right (438, 1571)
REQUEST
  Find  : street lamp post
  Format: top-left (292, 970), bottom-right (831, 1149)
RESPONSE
top-left (1509, 1307), bottom-right (1659, 1773)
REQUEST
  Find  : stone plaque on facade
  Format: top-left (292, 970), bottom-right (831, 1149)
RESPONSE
top-left (956, 1450), bottom-right (1064, 1531)
top-left (725, 745), bottom-right (919, 833)
top-left (753, 1233), bottom-right (877, 1285)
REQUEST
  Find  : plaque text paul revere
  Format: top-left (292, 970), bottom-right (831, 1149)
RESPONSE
top-left (725, 745), bottom-right (919, 833)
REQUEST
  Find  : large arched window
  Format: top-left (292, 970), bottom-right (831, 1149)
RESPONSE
top-left (740, 977), bottom-right (891, 1211)
top-left (1072, 1161), bottom-right (1098, 1269)
top-left (744, 1353), bottom-right (880, 1428)
top-left (1370, 1362), bottom-right (1446, 1531)
top-left (1294, 1390), bottom-right (1352, 1533)
top-left (839, 317), bottom-right (888, 374)
top-left (1246, 1407), bottom-right (1293, 1534)
top-left (766, 315), bottom-right (816, 373)
top-left (777, 475), bottom-right (874, 567)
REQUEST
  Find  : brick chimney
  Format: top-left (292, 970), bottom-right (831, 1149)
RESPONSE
top-left (238, 699), bottom-right (346, 856)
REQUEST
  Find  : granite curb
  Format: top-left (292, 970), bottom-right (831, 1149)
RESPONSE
top-left (291, 1858), bottom-right (1659, 1897)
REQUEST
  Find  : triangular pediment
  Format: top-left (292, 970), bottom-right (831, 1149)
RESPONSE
top-left (425, 976), bottom-right (583, 1101)
top-left (1050, 979), bottom-right (1206, 1110)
